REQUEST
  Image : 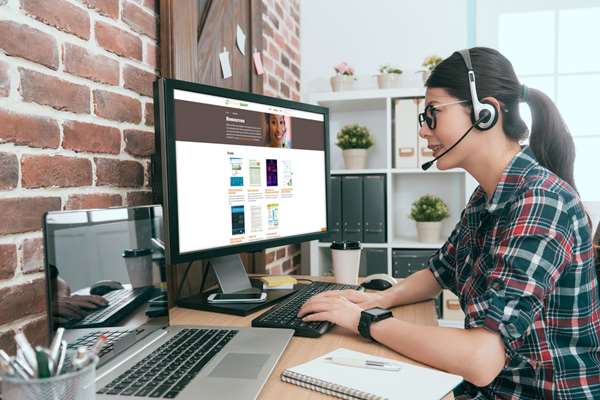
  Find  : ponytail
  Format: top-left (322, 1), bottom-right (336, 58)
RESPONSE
top-left (525, 87), bottom-right (577, 191)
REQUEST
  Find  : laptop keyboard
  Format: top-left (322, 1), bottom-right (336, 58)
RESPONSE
top-left (97, 328), bottom-right (238, 398)
top-left (68, 329), bottom-right (140, 359)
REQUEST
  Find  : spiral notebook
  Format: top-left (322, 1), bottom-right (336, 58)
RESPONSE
top-left (281, 348), bottom-right (462, 400)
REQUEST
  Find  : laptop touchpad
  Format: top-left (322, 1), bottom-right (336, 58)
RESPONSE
top-left (208, 353), bottom-right (270, 379)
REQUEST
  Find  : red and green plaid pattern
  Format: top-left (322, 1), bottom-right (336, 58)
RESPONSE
top-left (429, 147), bottom-right (600, 399)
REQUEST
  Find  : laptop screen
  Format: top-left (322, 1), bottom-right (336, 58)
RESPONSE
top-left (43, 205), bottom-right (167, 338)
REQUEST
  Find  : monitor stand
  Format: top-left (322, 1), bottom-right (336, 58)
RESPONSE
top-left (176, 254), bottom-right (299, 316)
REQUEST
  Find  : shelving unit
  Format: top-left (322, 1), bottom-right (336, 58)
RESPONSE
top-left (306, 87), bottom-right (477, 277)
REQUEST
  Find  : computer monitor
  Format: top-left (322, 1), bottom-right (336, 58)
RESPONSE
top-left (154, 79), bottom-right (329, 280)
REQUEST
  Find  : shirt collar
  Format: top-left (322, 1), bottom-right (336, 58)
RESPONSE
top-left (484, 146), bottom-right (538, 214)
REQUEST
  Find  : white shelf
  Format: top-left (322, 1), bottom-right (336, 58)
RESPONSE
top-left (390, 168), bottom-right (464, 174)
top-left (317, 242), bottom-right (388, 249)
top-left (331, 169), bottom-right (388, 175)
top-left (389, 239), bottom-right (444, 249)
top-left (310, 87), bottom-right (426, 103)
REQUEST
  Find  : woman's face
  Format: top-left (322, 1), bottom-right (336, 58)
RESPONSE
top-left (269, 115), bottom-right (287, 146)
top-left (419, 87), bottom-right (475, 170)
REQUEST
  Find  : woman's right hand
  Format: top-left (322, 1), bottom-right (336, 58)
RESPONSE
top-left (308, 289), bottom-right (392, 309)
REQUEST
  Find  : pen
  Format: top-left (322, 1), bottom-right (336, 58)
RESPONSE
top-left (35, 347), bottom-right (52, 378)
top-left (14, 331), bottom-right (38, 373)
top-left (324, 357), bottom-right (402, 371)
top-left (49, 327), bottom-right (64, 364)
top-left (15, 349), bottom-right (36, 377)
top-left (90, 335), bottom-right (108, 356)
top-left (55, 340), bottom-right (67, 376)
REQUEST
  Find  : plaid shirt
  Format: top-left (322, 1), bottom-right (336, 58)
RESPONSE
top-left (429, 146), bottom-right (600, 399)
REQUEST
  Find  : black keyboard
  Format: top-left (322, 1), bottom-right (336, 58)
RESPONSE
top-left (97, 328), bottom-right (238, 398)
top-left (251, 281), bottom-right (362, 337)
top-left (68, 329), bottom-right (141, 359)
top-left (70, 287), bottom-right (153, 329)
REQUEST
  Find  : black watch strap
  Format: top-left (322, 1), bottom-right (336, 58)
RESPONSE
top-left (358, 307), bottom-right (392, 341)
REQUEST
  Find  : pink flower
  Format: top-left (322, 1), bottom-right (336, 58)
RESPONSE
top-left (334, 62), bottom-right (354, 76)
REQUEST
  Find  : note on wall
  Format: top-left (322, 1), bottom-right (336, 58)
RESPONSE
top-left (219, 47), bottom-right (232, 79)
top-left (236, 25), bottom-right (246, 56)
top-left (253, 50), bottom-right (264, 75)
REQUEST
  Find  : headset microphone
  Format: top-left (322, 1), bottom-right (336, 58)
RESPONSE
top-left (421, 110), bottom-right (491, 171)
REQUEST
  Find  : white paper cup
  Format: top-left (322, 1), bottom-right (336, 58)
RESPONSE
top-left (330, 241), bottom-right (362, 285)
top-left (123, 248), bottom-right (153, 288)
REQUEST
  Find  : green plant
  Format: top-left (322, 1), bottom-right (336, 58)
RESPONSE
top-left (410, 194), bottom-right (449, 222)
top-left (336, 124), bottom-right (374, 150)
top-left (422, 55), bottom-right (443, 72)
top-left (379, 64), bottom-right (403, 74)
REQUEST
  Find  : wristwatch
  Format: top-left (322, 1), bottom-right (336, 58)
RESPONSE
top-left (358, 307), bottom-right (393, 341)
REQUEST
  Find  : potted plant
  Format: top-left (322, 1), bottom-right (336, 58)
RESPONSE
top-left (420, 55), bottom-right (443, 83)
top-left (336, 124), bottom-right (374, 169)
top-left (410, 194), bottom-right (449, 243)
top-left (330, 62), bottom-right (355, 92)
top-left (377, 64), bottom-right (403, 89)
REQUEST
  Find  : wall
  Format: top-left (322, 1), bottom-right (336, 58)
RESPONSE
top-left (300, 0), bottom-right (468, 94)
top-left (261, 0), bottom-right (303, 274)
top-left (0, 0), bottom-right (158, 353)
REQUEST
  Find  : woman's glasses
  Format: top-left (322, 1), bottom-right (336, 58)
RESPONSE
top-left (418, 100), bottom-right (470, 129)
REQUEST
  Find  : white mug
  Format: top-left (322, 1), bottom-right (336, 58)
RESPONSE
top-left (330, 241), bottom-right (362, 285)
top-left (123, 248), bottom-right (153, 288)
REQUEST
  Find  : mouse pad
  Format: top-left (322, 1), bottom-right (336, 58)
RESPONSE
top-left (208, 353), bottom-right (270, 379)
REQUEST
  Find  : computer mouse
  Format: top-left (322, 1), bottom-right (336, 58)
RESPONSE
top-left (90, 280), bottom-right (124, 296)
top-left (361, 274), bottom-right (398, 291)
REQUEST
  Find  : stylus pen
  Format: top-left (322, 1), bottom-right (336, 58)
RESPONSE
top-left (324, 357), bottom-right (402, 371)
top-left (49, 327), bottom-right (64, 364)
top-left (14, 331), bottom-right (38, 373)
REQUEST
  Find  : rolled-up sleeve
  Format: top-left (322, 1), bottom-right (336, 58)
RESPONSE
top-left (465, 189), bottom-right (574, 357)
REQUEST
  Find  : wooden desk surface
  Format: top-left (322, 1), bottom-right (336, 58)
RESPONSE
top-left (170, 277), bottom-right (453, 399)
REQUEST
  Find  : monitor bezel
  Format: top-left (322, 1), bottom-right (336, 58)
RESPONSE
top-left (156, 78), bottom-right (330, 265)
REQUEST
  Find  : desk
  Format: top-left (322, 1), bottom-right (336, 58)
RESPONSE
top-left (171, 277), bottom-right (454, 400)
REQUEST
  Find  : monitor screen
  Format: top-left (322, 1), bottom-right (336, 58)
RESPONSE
top-left (156, 79), bottom-right (329, 263)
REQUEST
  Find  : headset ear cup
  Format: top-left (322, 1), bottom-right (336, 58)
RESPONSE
top-left (476, 100), bottom-right (498, 131)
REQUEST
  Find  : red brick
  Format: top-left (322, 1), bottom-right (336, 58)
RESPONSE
top-left (145, 102), bottom-right (154, 126)
top-left (282, 259), bottom-right (292, 272)
top-left (93, 90), bottom-right (141, 123)
top-left (145, 42), bottom-right (158, 69)
top-left (124, 129), bottom-right (154, 156)
top-left (0, 197), bottom-right (61, 234)
top-left (0, 60), bottom-right (9, 97)
top-left (63, 120), bottom-right (121, 154)
top-left (0, 21), bottom-right (58, 70)
top-left (276, 247), bottom-right (286, 259)
top-left (143, 0), bottom-right (156, 12)
top-left (123, 64), bottom-right (155, 97)
top-left (0, 244), bottom-right (17, 280)
top-left (21, 237), bottom-right (44, 274)
top-left (265, 250), bottom-right (275, 265)
top-left (280, 81), bottom-right (290, 98)
top-left (95, 158), bottom-right (144, 187)
top-left (19, 69), bottom-right (90, 114)
top-left (21, 155), bottom-right (92, 188)
top-left (287, 243), bottom-right (300, 254)
top-left (0, 152), bottom-right (18, 190)
top-left (95, 21), bottom-right (142, 61)
top-left (123, 1), bottom-right (157, 39)
top-left (65, 193), bottom-right (122, 210)
top-left (0, 279), bottom-right (46, 325)
top-left (81, 0), bottom-right (119, 18)
top-left (63, 43), bottom-right (119, 85)
top-left (0, 109), bottom-right (60, 149)
top-left (0, 330), bottom-right (16, 356)
top-left (21, 0), bottom-right (90, 40)
top-left (22, 316), bottom-right (48, 349)
top-left (127, 191), bottom-right (152, 206)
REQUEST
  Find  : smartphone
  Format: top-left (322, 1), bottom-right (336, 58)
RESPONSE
top-left (207, 292), bottom-right (267, 303)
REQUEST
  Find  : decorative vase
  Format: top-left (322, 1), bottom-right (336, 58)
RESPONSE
top-left (416, 221), bottom-right (442, 243)
top-left (342, 149), bottom-right (368, 169)
top-left (377, 73), bottom-right (402, 89)
top-left (330, 75), bottom-right (354, 92)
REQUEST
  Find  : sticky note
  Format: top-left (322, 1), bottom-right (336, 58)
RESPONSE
top-left (219, 48), bottom-right (232, 79)
top-left (236, 25), bottom-right (246, 56)
top-left (253, 51), bottom-right (264, 75)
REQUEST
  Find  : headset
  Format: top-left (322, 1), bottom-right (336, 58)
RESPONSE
top-left (458, 48), bottom-right (498, 131)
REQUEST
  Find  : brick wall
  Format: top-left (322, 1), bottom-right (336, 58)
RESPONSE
top-left (0, 0), bottom-right (158, 352)
top-left (261, 0), bottom-right (302, 273)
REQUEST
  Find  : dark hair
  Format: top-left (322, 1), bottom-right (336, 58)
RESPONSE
top-left (426, 47), bottom-right (577, 191)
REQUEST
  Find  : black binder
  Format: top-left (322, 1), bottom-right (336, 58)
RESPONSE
top-left (362, 175), bottom-right (386, 243)
top-left (392, 249), bottom-right (435, 278)
top-left (321, 175), bottom-right (342, 242)
top-left (341, 175), bottom-right (363, 242)
top-left (359, 248), bottom-right (388, 277)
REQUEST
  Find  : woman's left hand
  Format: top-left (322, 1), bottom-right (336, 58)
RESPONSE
top-left (297, 294), bottom-right (364, 334)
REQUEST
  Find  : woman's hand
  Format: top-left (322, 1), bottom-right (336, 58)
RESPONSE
top-left (297, 292), bottom-right (364, 334)
top-left (308, 289), bottom-right (391, 309)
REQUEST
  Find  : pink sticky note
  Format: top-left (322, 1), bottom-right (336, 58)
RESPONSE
top-left (253, 51), bottom-right (264, 75)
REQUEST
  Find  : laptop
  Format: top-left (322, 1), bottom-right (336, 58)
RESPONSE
top-left (43, 205), bottom-right (293, 399)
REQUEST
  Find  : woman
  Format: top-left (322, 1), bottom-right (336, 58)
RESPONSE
top-left (267, 114), bottom-right (289, 148)
top-left (298, 47), bottom-right (600, 399)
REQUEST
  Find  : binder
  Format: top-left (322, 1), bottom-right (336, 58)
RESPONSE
top-left (320, 175), bottom-right (342, 242)
top-left (394, 99), bottom-right (419, 169)
top-left (341, 175), bottom-right (363, 242)
top-left (391, 249), bottom-right (435, 279)
top-left (362, 174), bottom-right (386, 243)
top-left (364, 248), bottom-right (388, 276)
top-left (416, 98), bottom-right (436, 170)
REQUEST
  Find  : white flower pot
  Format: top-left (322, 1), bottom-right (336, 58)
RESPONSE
top-left (416, 221), bottom-right (442, 243)
top-left (377, 73), bottom-right (402, 89)
top-left (330, 75), bottom-right (354, 91)
top-left (342, 149), bottom-right (368, 170)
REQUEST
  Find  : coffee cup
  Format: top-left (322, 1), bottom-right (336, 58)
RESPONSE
top-left (330, 241), bottom-right (362, 285)
top-left (123, 248), bottom-right (153, 288)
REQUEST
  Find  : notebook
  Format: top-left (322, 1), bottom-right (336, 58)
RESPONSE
top-left (281, 348), bottom-right (463, 400)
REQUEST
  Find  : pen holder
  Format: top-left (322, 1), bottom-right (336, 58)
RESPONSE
top-left (1, 357), bottom-right (98, 400)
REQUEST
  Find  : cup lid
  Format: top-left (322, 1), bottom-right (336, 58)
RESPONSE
top-left (330, 241), bottom-right (361, 250)
top-left (122, 248), bottom-right (152, 258)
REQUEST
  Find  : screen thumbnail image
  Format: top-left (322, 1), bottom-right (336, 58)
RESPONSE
top-left (281, 160), bottom-right (292, 187)
top-left (267, 203), bottom-right (279, 228)
top-left (229, 157), bottom-right (243, 187)
top-left (250, 205), bottom-right (263, 233)
top-left (249, 160), bottom-right (261, 186)
top-left (266, 159), bottom-right (278, 187)
top-left (231, 205), bottom-right (245, 235)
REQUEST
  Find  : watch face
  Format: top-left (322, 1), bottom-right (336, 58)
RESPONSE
top-left (367, 307), bottom-right (391, 318)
